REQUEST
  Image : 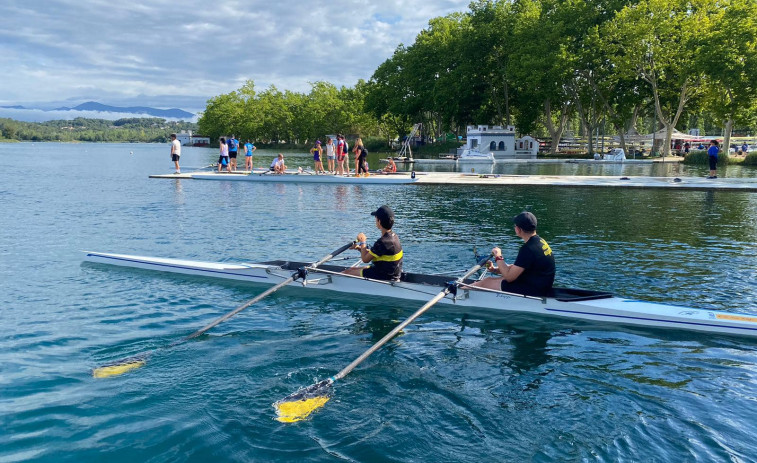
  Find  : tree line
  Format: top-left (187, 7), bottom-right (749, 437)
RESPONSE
top-left (200, 0), bottom-right (757, 156)
top-left (0, 117), bottom-right (198, 143)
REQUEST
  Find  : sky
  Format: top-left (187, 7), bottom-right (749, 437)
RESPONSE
top-left (0, 0), bottom-right (472, 114)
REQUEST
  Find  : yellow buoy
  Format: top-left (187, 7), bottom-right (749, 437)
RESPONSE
top-left (274, 396), bottom-right (330, 423)
top-left (92, 360), bottom-right (145, 378)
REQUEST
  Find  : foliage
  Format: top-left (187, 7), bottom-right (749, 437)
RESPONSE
top-left (683, 150), bottom-right (730, 165)
top-left (197, 80), bottom-right (381, 146)
top-left (0, 117), bottom-right (196, 142)
top-left (743, 152), bottom-right (757, 166)
top-left (360, 0), bottom-right (757, 154)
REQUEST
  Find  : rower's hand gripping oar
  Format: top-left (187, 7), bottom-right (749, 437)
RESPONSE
top-left (273, 252), bottom-right (494, 423)
top-left (92, 241), bottom-right (356, 378)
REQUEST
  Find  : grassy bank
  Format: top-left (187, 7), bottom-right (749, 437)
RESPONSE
top-left (684, 150), bottom-right (731, 165)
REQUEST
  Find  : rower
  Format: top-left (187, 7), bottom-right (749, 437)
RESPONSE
top-left (472, 211), bottom-right (555, 297)
top-left (271, 153), bottom-right (287, 174)
top-left (383, 157), bottom-right (397, 173)
top-left (343, 205), bottom-right (403, 281)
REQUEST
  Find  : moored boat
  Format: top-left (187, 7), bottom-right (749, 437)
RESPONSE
top-left (83, 251), bottom-right (757, 338)
top-left (189, 171), bottom-right (419, 184)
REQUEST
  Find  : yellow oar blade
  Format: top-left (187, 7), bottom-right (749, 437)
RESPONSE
top-left (274, 379), bottom-right (333, 423)
top-left (92, 360), bottom-right (146, 378)
top-left (274, 396), bottom-right (330, 423)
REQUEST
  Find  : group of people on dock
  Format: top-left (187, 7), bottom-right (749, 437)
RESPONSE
top-left (309, 135), bottom-right (379, 176)
top-left (349, 205), bottom-right (555, 298)
top-left (216, 135), bottom-right (256, 173)
top-left (267, 135), bottom-right (398, 176)
top-left (170, 133), bottom-right (400, 176)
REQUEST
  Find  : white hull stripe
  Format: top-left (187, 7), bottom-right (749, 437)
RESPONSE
top-left (545, 307), bottom-right (757, 332)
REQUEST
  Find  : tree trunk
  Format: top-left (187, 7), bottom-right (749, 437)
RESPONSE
top-left (648, 78), bottom-right (689, 157)
top-left (544, 100), bottom-right (570, 155)
top-left (723, 118), bottom-right (734, 156)
top-left (504, 81), bottom-right (511, 126)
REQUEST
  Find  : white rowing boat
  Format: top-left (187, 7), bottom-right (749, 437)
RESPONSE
top-left (189, 171), bottom-right (419, 184)
top-left (82, 251), bottom-right (757, 338)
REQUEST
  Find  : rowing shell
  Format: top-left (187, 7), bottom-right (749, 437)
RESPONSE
top-left (82, 251), bottom-right (757, 338)
top-left (189, 171), bottom-right (419, 184)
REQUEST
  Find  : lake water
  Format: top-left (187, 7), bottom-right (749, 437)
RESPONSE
top-left (1, 142), bottom-right (756, 462)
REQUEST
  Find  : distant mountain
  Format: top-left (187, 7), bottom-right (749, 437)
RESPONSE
top-left (52, 101), bottom-right (195, 119)
top-left (0, 105), bottom-right (27, 109)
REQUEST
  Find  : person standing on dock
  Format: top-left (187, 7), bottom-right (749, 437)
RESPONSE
top-left (227, 135), bottom-right (239, 171)
top-left (342, 136), bottom-right (350, 174)
top-left (336, 135), bottom-right (346, 176)
top-left (707, 140), bottom-right (719, 179)
top-left (355, 138), bottom-right (368, 176)
top-left (311, 140), bottom-right (325, 174)
top-left (170, 133), bottom-right (181, 174)
top-left (244, 140), bottom-right (256, 170)
top-left (325, 137), bottom-right (336, 173)
top-left (218, 137), bottom-right (230, 172)
top-left (472, 211), bottom-right (555, 297)
top-left (343, 205), bottom-right (403, 281)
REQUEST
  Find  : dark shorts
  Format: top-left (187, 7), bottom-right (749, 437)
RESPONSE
top-left (709, 156), bottom-right (718, 170)
top-left (314, 154), bottom-right (321, 162)
top-left (500, 280), bottom-right (549, 297)
top-left (361, 266), bottom-right (398, 282)
top-left (219, 155), bottom-right (228, 165)
top-left (171, 154), bottom-right (180, 162)
top-left (229, 152), bottom-right (238, 159)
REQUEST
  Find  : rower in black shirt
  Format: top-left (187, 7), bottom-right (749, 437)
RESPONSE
top-left (472, 211), bottom-right (555, 297)
top-left (343, 205), bottom-right (403, 281)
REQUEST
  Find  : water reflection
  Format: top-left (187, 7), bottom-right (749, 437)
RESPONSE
top-left (172, 179), bottom-right (184, 205)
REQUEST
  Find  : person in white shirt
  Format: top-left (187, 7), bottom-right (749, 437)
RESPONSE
top-left (170, 134), bottom-right (181, 174)
top-left (271, 153), bottom-right (287, 174)
top-left (325, 137), bottom-right (336, 173)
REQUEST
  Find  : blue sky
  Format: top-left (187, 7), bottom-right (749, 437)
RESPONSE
top-left (0, 0), bottom-right (471, 112)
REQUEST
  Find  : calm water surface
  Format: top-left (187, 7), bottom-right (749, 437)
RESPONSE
top-left (1, 143), bottom-right (756, 462)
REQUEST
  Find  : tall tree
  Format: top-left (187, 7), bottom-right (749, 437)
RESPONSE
top-left (697, 0), bottom-right (757, 149)
top-left (604, 0), bottom-right (709, 156)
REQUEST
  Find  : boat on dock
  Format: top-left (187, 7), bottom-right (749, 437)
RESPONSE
top-left (83, 251), bottom-right (757, 338)
top-left (160, 170), bottom-right (420, 184)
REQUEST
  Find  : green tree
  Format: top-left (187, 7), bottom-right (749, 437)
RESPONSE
top-left (697, 0), bottom-right (757, 149)
top-left (604, 0), bottom-right (710, 156)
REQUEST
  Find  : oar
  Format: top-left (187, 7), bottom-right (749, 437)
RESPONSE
top-left (92, 241), bottom-right (356, 378)
top-left (273, 253), bottom-right (493, 423)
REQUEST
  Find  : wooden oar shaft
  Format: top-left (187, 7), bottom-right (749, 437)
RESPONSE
top-left (184, 241), bottom-right (355, 342)
top-left (332, 254), bottom-right (491, 382)
top-left (184, 275), bottom-right (296, 341)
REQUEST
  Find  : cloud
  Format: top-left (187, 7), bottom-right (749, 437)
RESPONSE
top-left (0, 0), bottom-right (470, 107)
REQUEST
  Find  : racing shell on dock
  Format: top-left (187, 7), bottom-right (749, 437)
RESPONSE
top-left (189, 171), bottom-right (419, 184)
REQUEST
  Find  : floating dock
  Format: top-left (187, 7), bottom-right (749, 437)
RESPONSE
top-left (149, 171), bottom-right (757, 192)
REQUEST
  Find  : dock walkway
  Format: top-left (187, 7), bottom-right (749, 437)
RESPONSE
top-left (149, 171), bottom-right (757, 192)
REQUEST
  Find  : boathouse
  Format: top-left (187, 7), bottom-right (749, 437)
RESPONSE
top-left (459, 125), bottom-right (538, 160)
top-left (176, 130), bottom-right (210, 146)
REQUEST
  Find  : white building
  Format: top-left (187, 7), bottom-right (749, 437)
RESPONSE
top-left (176, 130), bottom-right (210, 146)
top-left (459, 125), bottom-right (538, 160)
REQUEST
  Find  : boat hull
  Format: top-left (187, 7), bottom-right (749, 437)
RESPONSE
top-left (190, 172), bottom-right (418, 184)
top-left (82, 252), bottom-right (757, 338)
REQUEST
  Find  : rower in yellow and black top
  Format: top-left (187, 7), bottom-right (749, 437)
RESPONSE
top-left (343, 205), bottom-right (403, 281)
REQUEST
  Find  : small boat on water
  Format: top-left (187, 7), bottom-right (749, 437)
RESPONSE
top-left (83, 251), bottom-right (757, 338)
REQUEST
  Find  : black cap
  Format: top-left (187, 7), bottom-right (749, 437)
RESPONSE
top-left (371, 205), bottom-right (395, 228)
top-left (513, 211), bottom-right (537, 232)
